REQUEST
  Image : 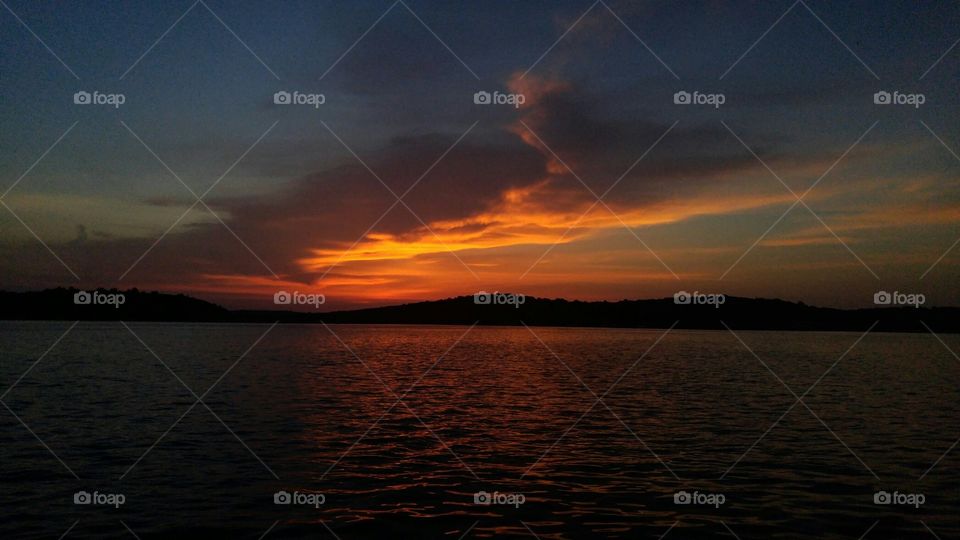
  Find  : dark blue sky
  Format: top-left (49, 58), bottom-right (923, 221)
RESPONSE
top-left (1, 0), bottom-right (959, 308)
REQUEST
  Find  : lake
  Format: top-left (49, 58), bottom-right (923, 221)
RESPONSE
top-left (1, 322), bottom-right (957, 539)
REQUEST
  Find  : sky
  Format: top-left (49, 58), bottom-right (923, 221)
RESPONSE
top-left (1, 0), bottom-right (959, 310)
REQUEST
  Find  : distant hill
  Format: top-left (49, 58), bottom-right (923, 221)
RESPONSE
top-left (0, 288), bottom-right (957, 333)
top-left (0, 288), bottom-right (229, 322)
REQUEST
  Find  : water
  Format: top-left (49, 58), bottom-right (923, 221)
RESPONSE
top-left (1, 322), bottom-right (958, 539)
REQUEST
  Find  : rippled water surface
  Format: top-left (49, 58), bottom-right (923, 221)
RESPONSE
top-left (1, 322), bottom-right (958, 539)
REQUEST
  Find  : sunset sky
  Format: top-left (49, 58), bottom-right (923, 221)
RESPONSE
top-left (1, 0), bottom-right (959, 309)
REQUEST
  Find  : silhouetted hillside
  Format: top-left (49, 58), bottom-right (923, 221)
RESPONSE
top-left (1, 288), bottom-right (958, 333)
top-left (0, 288), bottom-right (229, 322)
top-left (310, 295), bottom-right (959, 333)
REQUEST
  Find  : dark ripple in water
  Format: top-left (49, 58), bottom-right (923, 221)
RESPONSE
top-left (0, 322), bottom-right (958, 539)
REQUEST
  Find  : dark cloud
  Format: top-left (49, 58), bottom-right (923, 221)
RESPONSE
top-left (0, 129), bottom-right (548, 288)
top-left (1, 71), bottom-right (869, 299)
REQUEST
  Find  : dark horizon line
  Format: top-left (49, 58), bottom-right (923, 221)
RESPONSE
top-left (1, 287), bottom-right (957, 334)
top-left (0, 285), bottom-right (952, 311)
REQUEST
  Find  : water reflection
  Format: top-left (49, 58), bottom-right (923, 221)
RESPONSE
top-left (0, 322), bottom-right (957, 539)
